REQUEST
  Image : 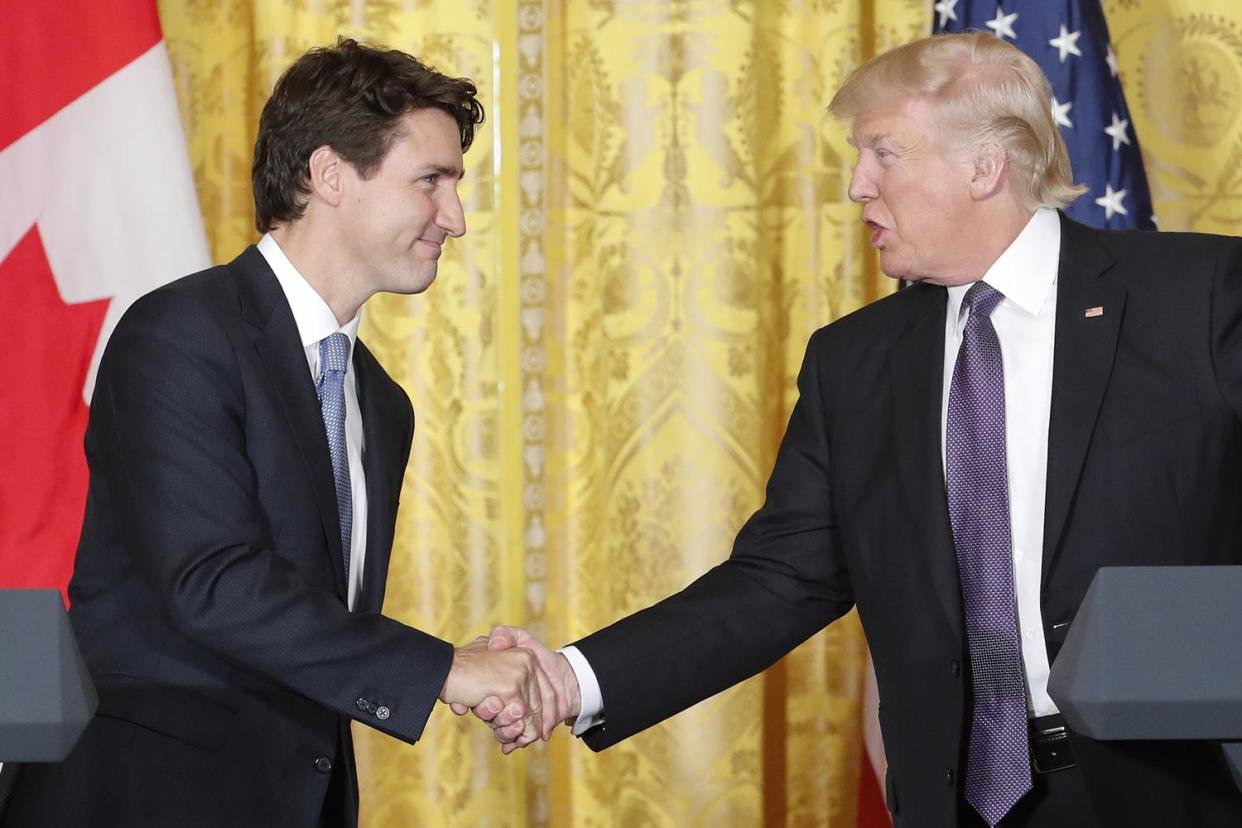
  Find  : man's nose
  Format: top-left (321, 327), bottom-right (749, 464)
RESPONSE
top-left (439, 189), bottom-right (467, 238)
top-left (847, 164), bottom-right (875, 203)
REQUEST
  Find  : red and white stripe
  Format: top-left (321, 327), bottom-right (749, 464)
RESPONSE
top-left (858, 651), bottom-right (892, 827)
top-left (0, 0), bottom-right (209, 595)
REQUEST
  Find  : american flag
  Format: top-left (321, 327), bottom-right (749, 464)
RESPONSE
top-left (935, 0), bottom-right (1156, 230)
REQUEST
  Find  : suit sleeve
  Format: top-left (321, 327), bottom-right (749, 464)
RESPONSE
top-left (95, 290), bottom-right (451, 744)
top-left (1210, 236), bottom-right (1242, 423)
top-left (572, 329), bottom-right (855, 750)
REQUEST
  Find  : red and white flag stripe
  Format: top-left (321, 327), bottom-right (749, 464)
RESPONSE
top-left (858, 651), bottom-right (892, 827)
top-left (0, 0), bottom-right (209, 596)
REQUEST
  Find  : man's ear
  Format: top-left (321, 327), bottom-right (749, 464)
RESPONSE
top-left (307, 145), bottom-right (345, 208)
top-left (969, 143), bottom-right (1007, 201)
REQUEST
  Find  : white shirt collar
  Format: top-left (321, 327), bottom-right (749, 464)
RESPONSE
top-left (946, 207), bottom-right (1061, 322)
top-left (257, 233), bottom-right (361, 356)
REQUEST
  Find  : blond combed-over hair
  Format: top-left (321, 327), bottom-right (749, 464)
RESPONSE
top-left (828, 31), bottom-right (1086, 210)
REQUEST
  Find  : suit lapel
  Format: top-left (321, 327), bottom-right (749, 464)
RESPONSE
top-left (1042, 215), bottom-right (1124, 582)
top-left (888, 283), bottom-right (962, 641)
top-left (233, 246), bottom-right (349, 600)
top-left (355, 342), bottom-right (402, 614)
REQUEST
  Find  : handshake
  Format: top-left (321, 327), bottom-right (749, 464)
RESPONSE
top-left (437, 626), bottom-right (582, 753)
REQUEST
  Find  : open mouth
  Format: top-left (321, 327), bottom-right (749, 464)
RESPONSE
top-left (864, 219), bottom-right (887, 247)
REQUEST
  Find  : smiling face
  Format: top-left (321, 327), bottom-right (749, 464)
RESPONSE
top-left (338, 107), bottom-right (467, 298)
top-left (848, 98), bottom-right (982, 286)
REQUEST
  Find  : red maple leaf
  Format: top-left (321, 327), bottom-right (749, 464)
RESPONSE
top-left (0, 228), bottom-right (109, 600)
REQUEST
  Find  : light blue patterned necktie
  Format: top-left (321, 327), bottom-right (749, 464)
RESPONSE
top-left (946, 282), bottom-right (1031, 827)
top-left (317, 332), bottom-right (351, 583)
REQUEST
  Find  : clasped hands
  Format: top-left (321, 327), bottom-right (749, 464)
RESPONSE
top-left (437, 626), bottom-right (581, 753)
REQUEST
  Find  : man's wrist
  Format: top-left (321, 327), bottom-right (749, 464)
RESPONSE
top-left (557, 645), bottom-right (603, 734)
top-left (555, 652), bottom-right (583, 721)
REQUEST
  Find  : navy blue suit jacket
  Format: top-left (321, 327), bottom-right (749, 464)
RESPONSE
top-left (4, 247), bottom-right (452, 828)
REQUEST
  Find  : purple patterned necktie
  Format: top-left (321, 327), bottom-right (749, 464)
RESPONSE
top-left (946, 282), bottom-right (1031, 827)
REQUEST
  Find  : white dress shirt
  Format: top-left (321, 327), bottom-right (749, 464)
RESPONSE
top-left (258, 233), bottom-right (368, 611)
top-left (563, 207), bottom-right (1064, 730)
top-left (942, 207), bottom-right (1060, 717)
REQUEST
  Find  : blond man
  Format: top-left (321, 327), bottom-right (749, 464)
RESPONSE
top-left (488, 32), bottom-right (1242, 828)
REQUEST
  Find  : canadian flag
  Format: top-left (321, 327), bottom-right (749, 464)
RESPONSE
top-left (0, 0), bottom-right (210, 596)
top-left (858, 652), bottom-right (892, 827)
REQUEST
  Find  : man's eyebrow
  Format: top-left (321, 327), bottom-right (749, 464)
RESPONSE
top-left (858, 131), bottom-right (891, 148)
top-left (419, 164), bottom-right (466, 180)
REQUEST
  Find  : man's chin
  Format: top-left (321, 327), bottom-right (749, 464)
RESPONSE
top-left (388, 267), bottom-right (438, 296)
top-left (877, 254), bottom-right (910, 282)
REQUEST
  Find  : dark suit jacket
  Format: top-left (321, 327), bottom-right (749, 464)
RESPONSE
top-left (572, 215), bottom-right (1242, 827)
top-left (2, 247), bottom-right (453, 828)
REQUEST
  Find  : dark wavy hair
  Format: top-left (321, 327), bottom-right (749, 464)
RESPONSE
top-left (251, 38), bottom-right (484, 232)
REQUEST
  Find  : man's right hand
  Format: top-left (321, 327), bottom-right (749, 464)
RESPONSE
top-left (479, 626), bottom-right (582, 753)
top-left (438, 636), bottom-right (555, 748)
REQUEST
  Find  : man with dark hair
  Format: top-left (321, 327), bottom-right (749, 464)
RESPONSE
top-left (1, 39), bottom-right (552, 828)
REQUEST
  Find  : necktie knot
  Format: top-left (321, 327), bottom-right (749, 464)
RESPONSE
top-left (320, 332), bottom-right (350, 376)
top-left (964, 281), bottom-right (1005, 321)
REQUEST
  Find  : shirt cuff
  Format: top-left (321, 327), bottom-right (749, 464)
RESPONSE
top-left (558, 645), bottom-right (604, 736)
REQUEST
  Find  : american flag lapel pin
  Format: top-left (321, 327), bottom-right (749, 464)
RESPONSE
top-left (1084, 306), bottom-right (1104, 318)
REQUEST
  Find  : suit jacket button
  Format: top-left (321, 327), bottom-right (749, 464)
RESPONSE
top-left (950, 660), bottom-right (960, 677)
top-left (944, 768), bottom-right (954, 786)
top-left (377, 706), bottom-right (390, 720)
top-left (315, 756), bottom-right (333, 773)
top-left (356, 698), bottom-right (369, 711)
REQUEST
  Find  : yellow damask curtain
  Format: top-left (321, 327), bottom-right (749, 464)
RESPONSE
top-left (156, 1), bottom-right (1242, 825)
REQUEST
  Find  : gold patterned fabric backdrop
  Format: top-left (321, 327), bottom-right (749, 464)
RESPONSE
top-left (154, 1), bottom-right (1242, 825)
